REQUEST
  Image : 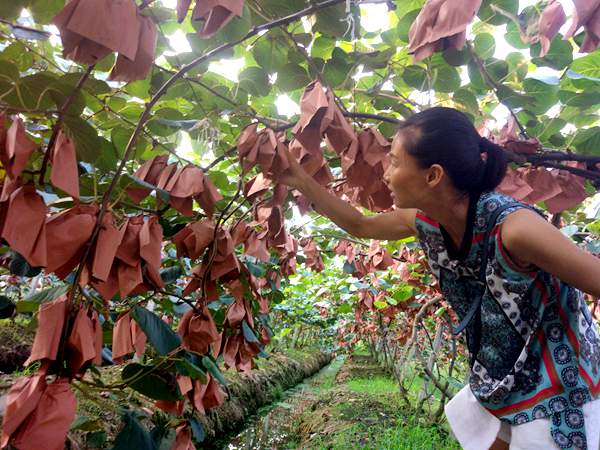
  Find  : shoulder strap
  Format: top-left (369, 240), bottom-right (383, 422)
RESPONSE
top-left (451, 201), bottom-right (542, 365)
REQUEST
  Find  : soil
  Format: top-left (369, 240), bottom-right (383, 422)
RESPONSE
top-left (0, 318), bottom-right (34, 374)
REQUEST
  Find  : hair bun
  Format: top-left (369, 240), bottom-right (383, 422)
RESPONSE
top-left (478, 137), bottom-right (507, 192)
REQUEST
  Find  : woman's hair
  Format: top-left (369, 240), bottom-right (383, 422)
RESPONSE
top-left (396, 107), bottom-right (507, 194)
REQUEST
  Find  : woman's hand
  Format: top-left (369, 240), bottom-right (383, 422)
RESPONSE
top-left (277, 145), bottom-right (310, 191)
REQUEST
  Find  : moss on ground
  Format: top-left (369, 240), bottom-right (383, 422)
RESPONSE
top-left (202, 349), bottom-right (332, 448)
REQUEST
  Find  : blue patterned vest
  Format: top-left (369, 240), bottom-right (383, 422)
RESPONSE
top-left (415, 191), bottom-right (600, 450)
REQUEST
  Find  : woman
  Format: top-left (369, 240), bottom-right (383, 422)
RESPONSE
top-left (279, 107), bottom-right (600, 450)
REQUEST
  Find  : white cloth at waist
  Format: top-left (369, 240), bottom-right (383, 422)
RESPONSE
top-left (445, 384), bottom-right (600, 450)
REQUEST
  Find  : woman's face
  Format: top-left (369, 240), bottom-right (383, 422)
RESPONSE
top-left (383, 131), bottom-right (431, 209)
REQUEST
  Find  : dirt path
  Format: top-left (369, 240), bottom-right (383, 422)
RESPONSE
top-left (223, 355), bottom-right (345, 449)
top-left (222, 353), bottom-right (460, 450)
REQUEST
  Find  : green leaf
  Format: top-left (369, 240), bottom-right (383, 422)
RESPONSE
top-left (260, 0), bottom-right (305, 16)
top-left (337, 303), bottom-right (352, 313)
top-left (0, 60), bottom-right (20, 83)
top-left (323, 48), bottom-right (352, 88)
top-left (384, 296), bottom-right (398, 306)
top-left (29, 0), bottom-right (64, 24)
top-left (0, 42), bottom-right (34, 72)
top-left (238, 66), bottom-right (270, 97)
top-left (506, 52), bottom-right (528, 82)
top-left (311, 36), bottom-right (335, 59)
top-left (242, 320), bottom-right (260, 343)
top-left (453, 88), bottom-right (479, 113)
top-left (276, 64), bottom-right (311, 92)
top-left (531, 36), bottom-right (572, 70)
top-left (373, 300), bottom-right (388, 310)
top-left (535, 117), bottom-right (566, 142)
top-left (432, 65), bottom-right (460, 93)
top-left (443, 47), bottom-right (471, 66)
top-left (358, 48), bottom-right (396, 71)
top-left (313, 3), bottom-right (359, 39)
top-left (131, 305), bottom-right (182, 356)
top-left (207, 170), bottom-right (233, 192)
top-left (70, 415), bottom-right (104, 432)
top-left (253, 33), bottom-right (287, 72)
top-left (122, 363), bottom-right (182, 401)
top-left (112, 411), bottom-right (157, 450)
top-left (496, 84), bottom-right (533, 109)
top-left (485, 58), bottom-right (509, 84)
top-left (522, 78), bottom-right (558, 114)
top-left (573, 127), bottom-right (600, 155)
top-left (3, 72), bottom-right (56, 110)
top-left (0, 1), bottom-right (29, 21)
top-left (397, 9), bottom-right (420, 42)
top-left (393, 285), bottom-right (414, 302)
top-left (124, 79), bottom-right (151, 100)
top-left (474, 33), bottom-right (495, 60)
top-left (467, 60), bottom-right (487, 90)
top-left (571, 52), bottom-right (600, 79)
top-left (558, 91), bottom-right (600, 108)
top-left (87, 431), bottom-right (107, 448)
top-left (201, 356), bottom-right (228, 387)
top-left (63, 115), bottom-right (103, 163)
top-left (478, 0), bottom-right (518, 25)
top-left (402, 65), bottom-right (428, 90)
top-left (48, 76), bottom-right (87, 116)
top-left (95, 53), bottom-right (117, 72)
top-left (504, 20), bottom-right (528, 49)
top-left (587, 220), bottom-right (600, 237)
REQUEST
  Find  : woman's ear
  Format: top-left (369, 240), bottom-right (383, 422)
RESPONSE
top-left (426, 164), bottom-right (444, 187)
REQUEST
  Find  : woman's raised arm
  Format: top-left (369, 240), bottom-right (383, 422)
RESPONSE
top-left (278, 148), bottom-right (416, 241)
top-left (502, 209), bottom-right (600, 298)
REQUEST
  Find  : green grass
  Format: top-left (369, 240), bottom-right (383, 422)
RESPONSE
top-left (347, 375), bottom-right (400, 395)
top-left (331, 421), bottom-right (460, 450)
